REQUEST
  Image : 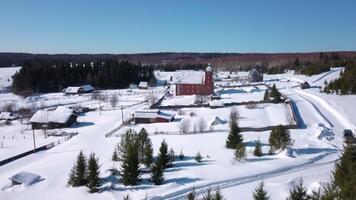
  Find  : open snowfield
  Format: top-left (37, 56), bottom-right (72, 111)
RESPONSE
top-left (0, 67), bottom-right (21, 91)
top-left (0, 68), bottom-right (355, 200)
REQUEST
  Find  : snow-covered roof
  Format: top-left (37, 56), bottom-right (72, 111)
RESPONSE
top-left (30, 109), bottom-right (75, 124)
top-left (138, 82), bottom-right (148, 88)
top-left (82, 84), bottom-right (94, 92)
top-left (54, 106), bottom-right (74, 113)
top-left (209, 100), bottom-right (224, 107)
top-left (134, 110), bottom-right (159, 118)
top-left (176, 71), bottom-right (205, 84)
top-left (157, 111), bottom-right (175, 120)
top-left (210, 116), bottom-right (227, 126)
top-left (64, 87), bottom-right (81, 94)
top-left (9, 172), bottom-right (42, 186)
top-left (206, 64), bottom-right (212, 72)
top-left (0, 112), bottom-right (17, 120)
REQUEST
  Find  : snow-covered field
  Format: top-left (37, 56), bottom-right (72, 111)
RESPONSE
top-left (0, 68), bottom-right (355, 200)
top-left (0, 67), bottom-right (21, 91)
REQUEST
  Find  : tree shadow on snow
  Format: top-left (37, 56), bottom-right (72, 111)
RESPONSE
top-left (293, 147), bottom-right (338, 155)
top-left (246, 157), bottom-right (277, 162)
top-left (244, 140), bottom-right (269, 147)
top-left (71, 121), bottom-right (95, 128)
top-left (164, 177), bottom-right (201, 185)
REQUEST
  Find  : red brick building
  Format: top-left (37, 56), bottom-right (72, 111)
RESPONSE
top-left (175, 65), bottom-right (214, 96)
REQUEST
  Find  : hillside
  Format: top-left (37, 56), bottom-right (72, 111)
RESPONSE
top-left (2, 51), bottom-right (356, 69)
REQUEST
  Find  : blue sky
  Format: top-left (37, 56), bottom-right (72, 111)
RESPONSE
top-left (1, 0), bottom-right (356, 53)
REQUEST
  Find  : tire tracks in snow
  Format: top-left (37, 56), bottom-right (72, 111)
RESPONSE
top-left (156, 151), bottom-right (337, 200)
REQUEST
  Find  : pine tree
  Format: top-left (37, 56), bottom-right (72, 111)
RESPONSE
top-left (234, 143), bottom-right (247, 162)
top-left (254, 139), bottom-right (263, 157)
top-left (87, 153), bottom-right (101, 193)
top-left (158, 140), bottom-right (170, 168)
top-left (138, 128), bottom-right (149, 163)
top-left (151, 160), bottom-right (164, 185)
top-left (270, 84), bottom-right (281, 101)
top-left (112, 149), bottom-right (119, 162)
top-left (253, 182), bottom-right (269, 200)
top-left (214, 188), bottom-right (224, 200)
top-left (287, 179), bottom-right (309, 200)
top-left (120, 130), bottom-right (141, 186)
top-left (168, 148), bottom-right (176, 166)
top-left (123, 194), bottom-right (131, 200)
top-left (202, 188), bottom-right (214, 200)
top-left (268, 125), bottom-right (292, 153)
top-left (187, 188), bottom-right (197, 200)
top-left (68, 151), bottom-right (88, 187)
top-left (332, 143), bottom-right (356, 199)
top-left (195, 152), bottom-right (203, 163)
top-left (179, 149), bottom-right (185, 160)
top-left (143, 139), bottom-right (154, 168)
top-left (226, 120), bottom-right (243, 149)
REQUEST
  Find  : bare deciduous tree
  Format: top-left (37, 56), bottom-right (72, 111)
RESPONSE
top-left (229, 107), bottom-right (240, 124)
top-left (110, 94), bottom-right (119, 109)
top-left (146, 92), bottom-right (157, 107)
top-left (179, 118), bottom-right (191, 134)
top-left (197, 117), bottom-right (207, 133)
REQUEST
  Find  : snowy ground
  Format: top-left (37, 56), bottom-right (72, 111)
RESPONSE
top-left (0, 68), bottom-right (355, 200)
top-left (0, 67), bottom-right (21, 91)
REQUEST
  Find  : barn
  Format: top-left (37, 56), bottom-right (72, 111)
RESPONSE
top-left (248, 68), bottom-right (264, 82)
top-left (30, 109), bottom-right (78, 129)
top-left (175, 64), bottom-right (214, 96)
top-left (63, 84), bottom-right (94, 94)
top-left (134, 110), bottom-right (174, 124)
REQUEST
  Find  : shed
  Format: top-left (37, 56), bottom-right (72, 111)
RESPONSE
top-left (138, 81), bottom-right (148, 89)
top-left (63, 84), bottom-right (94, 94)
top-left (129, 84), bottom-right (138, 89)
top-left (0, 112), bottom-right (18, 121)
top-left (134, 110), bottom-right (159, 124)
top-left (248, 68), bottom-right (263, 82)
top-left (301, 82), bottom-right (311, 89)
top-left (209, 100), bottom-right (224, 108)
top-left (30, 109), bottom-right (77, 129)
top-left (156, 111), bottom-right (175, 122)
top-left (9, 172), bottom-right (42, 186)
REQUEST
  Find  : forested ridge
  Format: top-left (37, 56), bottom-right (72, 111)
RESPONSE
top-left (11, 58), bottom-right (155, 94)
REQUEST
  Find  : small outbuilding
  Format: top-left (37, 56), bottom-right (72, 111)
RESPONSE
top-left (248, 68), bottom-right (263, 82)
top-left (138, 82), bottom-right (148, 89)
top-left (300, 81), bottom-right (311, 89)
top-left (63, 84), bottom-right (94, 94)
top-left (9, 172), bottom-right (42, 186)
top-left (0, 112), bottom-right (18, 121)
top-left (30, 109), bottom-right (77, 130)
top-left (134, 110), bottom-right (174, 124)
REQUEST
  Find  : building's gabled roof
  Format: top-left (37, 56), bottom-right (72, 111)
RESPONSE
top-left (138, 81), bottom-right (148, 88)
top-left (157, 111), bottom-right (175, 120)
top-left (0, 112), bottom-right (17, 120)
top-left (248, 68), bottom-right (263, 76)
top-left (134, 110), bottom-right (159, 119)
top-left (64, 87), bottom-right (81, 94)
top-left (9, 172), bottom-right (42, 186)
top-left (82, 84), bottom-right (94, 92)
top-left (30, 109), bottom-right (75, 124)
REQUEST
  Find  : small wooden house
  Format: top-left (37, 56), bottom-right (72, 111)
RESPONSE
top-left (248, 68), bottom-right (263, 82)
top-left (138, 82), bottom-right (148, 89)
top-left (134, 110), bottom-right (174, 124)
top-left (300, 82), bottom-right (311, 89)
top-left (30, 109), bottom-right (77, 130)
top-left (63, 84), bottom-right (94, 94)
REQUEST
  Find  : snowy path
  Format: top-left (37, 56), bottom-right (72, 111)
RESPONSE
top-left (158, 151), bottom-right (337, 200)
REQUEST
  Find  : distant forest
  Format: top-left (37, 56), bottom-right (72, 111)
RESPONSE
top-left (11, 58), bottom-right (155, 94)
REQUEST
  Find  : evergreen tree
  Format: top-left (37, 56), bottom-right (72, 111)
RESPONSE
top-left (168, 148), bottom-right (176, 166)
top-left (287, 179), bottom-right (309, 200)
top-left (270, 84), bottom-right (281, 101)
top-left (123, 194), bottom-right (131, 200)
top-left (158, 140), bottom-right (170, 168)
top-left (254, 139), bottom-right (263, 157)
top-left (226, 120), bottom-right (243, 149)
top-left (120, 130), bottom-right (141, 186)
top-left (234, 143), bottom-right (247, 162)
top-left (332, 143), bottom-right (356, 199)
top-left (202, 188), bottom-right (214, 200)
top-left (179, 149), bottom-right (185, 160)
top-left (187, 188), bottom-right (197, 200)
top-left (195, 152), bottom-right (203, 163)
top-left (151, 160), bottom-right (164, 185)
top-left (143, 139), bottom-right (154, 168)
top-left (87, 153), bottom-right (101, 193)
top-left (214, 188), bottom-right (224, 200)
top-left (138, 128), bottom-right (149, 163)
top-left (268, 125), bottom-right (293, 153)
top-left (253, 182), bottom-right (269, 200)
top-left (68, 151), bottom-right (88, 187)
top-left (112, 149), bottom-right (119, 162)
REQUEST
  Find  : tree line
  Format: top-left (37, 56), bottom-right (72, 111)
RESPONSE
top-left (324, 61), bottom-right (356, 94)
top-left (11, 58), bottom-right (156, 94)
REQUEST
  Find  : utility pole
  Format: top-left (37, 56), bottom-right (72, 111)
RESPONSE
top-left (121, 106), bottom-right (124, 124)
top-left (32, 128), bottom-right (36, 152)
